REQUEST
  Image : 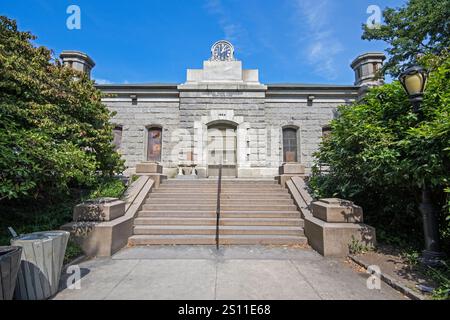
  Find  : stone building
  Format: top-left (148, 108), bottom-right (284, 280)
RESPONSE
top-left (61, 41), bottom-right (385, 178)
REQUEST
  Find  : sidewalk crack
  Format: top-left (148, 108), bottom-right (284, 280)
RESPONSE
top-left (213, 260), bottom-right (219, 300)
top-left (289, 259), bottom-right (324, 300)
top-left (103, 259), bottom-right (141, 300)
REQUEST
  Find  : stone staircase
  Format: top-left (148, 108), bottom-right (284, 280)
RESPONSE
top-left (128, 179), bottom-right (307, 246)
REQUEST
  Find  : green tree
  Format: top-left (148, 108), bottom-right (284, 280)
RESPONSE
top-left (310, 55), bottom-right (450, 249)
top-left (0, 16), bottom-right (124, 201)
top-left (363, 0), bottom-right (450, 77)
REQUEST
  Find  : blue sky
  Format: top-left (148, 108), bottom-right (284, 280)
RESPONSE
top-left (1, 0), bottom-right (406, 85)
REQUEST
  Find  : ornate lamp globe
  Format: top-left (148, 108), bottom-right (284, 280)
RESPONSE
top-left (399, 65), bottom-right (428, 110)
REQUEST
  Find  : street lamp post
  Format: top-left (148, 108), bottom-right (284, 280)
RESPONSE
top-left (399, 65), bottom-right (445, 266)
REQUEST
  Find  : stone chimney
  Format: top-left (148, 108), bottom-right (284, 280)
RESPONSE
top-left (351, 52), bottom-right (386, 95)
top-left (60, 50), bottom-right (95, 78)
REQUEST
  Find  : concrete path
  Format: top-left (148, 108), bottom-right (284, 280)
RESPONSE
top-left (54, 246), bottom-right (407, 300)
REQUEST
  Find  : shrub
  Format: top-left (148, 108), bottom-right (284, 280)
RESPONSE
top-left (310, 54), bottom-right (450, 251)
top-left (0, 16), bottom-right (124, 201)
top-left (87, 177), bottom-right (126, 199)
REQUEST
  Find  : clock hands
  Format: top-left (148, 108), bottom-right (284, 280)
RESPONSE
top-left (211, 41), bottom-right (233, 61)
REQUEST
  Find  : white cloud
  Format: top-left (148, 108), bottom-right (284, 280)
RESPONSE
top-left (204, 0), bottom-right (249, 54)
top-left (293, 0), bottom-right (343, 80)
top-left (93, 78), bottom-right (112, 85)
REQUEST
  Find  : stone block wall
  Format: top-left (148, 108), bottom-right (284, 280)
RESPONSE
top-left (265, 99), bottom-right (348, 171)
top-left (105, 95), bottom-right (180, 170)
top-left (100, 84), bottom-right (359, 177)
top-left (177, 85), bottom-right (268, 176)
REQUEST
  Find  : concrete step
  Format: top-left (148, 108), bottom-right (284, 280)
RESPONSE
top-left (163, 183), bottom-right (279, 187)
top-left (148, 193), bottom-right (292, 199)
top-left (134, 217), bottom-right (304, 227)
top-left (164, 180), bottom-right (277, 185)
top-left (156, 186), bottom-right (283, 191)
top-left (158, 184), bottom-right (282, 188)
top-left (138, 210), bottom-right (215, 217)
top-left (144, 199), bottom-right (295, 205)
top-left (137, 210), bottom-right (301, 218)
top-left (153, 190), bottom-right (286, 195)
top-left (129, 179), bottom-right (305, 247)
top-left (151, 191), bottom-right (290, 197)
top-left (133, 225), bottom-right (304, 236)
top-left (141, 204), bottom-right (298, 211)
top-left (128, 234), bottom-right (307, 246)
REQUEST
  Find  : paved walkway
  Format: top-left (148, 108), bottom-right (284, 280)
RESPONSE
top-left (54, 246), bottom-right (407, 300)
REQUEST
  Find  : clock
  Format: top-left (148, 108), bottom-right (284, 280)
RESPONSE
top-left (211, 40), bottom-right (234, 61)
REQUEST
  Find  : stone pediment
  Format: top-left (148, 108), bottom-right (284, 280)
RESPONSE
top-left (185, 60), bottom-right (260, 85)
top-left (183, 41), bottom-right (261, 86)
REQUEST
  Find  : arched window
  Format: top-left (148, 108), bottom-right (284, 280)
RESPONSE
top-left (147, 127), bottom-right (162, 162)
top-left (283, 127), bottom-right (298, 163)
top-left (112, 125), bottom-right (123, 151)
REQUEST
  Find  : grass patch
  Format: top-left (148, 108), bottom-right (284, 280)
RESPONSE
top-left (64, 238), bottom-right (84, 265)
top-left (398, 248), bottom-right (450, 300)
top-left (427, 263), bottom-right (450, 300)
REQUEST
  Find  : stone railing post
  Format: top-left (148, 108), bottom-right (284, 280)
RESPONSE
top-left (305, 198), bottom-right (376, 257)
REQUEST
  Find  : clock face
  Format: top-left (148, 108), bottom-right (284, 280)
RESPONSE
top-left (212, 41), bottom-right (233, 61)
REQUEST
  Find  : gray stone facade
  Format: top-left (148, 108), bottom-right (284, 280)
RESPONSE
top-left (61, 42), bottom-right (384, 178)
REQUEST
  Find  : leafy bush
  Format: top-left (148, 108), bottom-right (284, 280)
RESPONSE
top-left (0, 16), bottom-right (127, 263)
top-left (0, 16), bottom-right (124, 201)
top-left (362, 0), bottom-right (450, 77)
top-left (87, 177), bottom-right (126, 199)
top-left (428, 263), bottom-right (450, 300)
top-left (0, 193), bottom-right (81, 246)
top-left (348, 235), bottom-right (374, 255)
top-left (64, 239), bottom-right (84, 265)
top-left (310, 54), bottom-right (450, 252)
top-left (0, 178), bottom-right (126, 264)
top-left (0, 176), bottom-right (126, 243)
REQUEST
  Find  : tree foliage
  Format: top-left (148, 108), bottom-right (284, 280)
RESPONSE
top-left (362, 0), bottom-right (450, 77)
top-left (310, 55), bottom-right (450, 249)
top-left (0, 16), bottom-right (124, 200)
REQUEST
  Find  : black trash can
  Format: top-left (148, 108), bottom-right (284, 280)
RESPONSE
top-left (0, 246), bottom-right (22, 300)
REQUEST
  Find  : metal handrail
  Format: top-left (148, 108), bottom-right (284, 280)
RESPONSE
top-left (215, 164), bottom-right (223, 250)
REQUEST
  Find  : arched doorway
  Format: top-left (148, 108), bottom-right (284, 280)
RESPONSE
top-left (207, 122), bottom-right (237, 177)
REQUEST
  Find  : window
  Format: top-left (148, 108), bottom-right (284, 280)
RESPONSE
top-left (113, 126), bottom-right (123, 151)
top-left (356, 66), bottom-right (365, 82)
top-left (283, 128), bottom-right (298, 163)
top-left (373, 62), bottom-right (380, 73)
top-left (361, 64), bottom-right (370, 76)
top-left (147, 127), bottom-right (162, 162)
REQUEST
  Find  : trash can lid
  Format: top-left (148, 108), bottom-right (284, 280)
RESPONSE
top-left (10, 231), bottom-right (70, 244)
top-left (0, 246), bottom-right (21, 256)
top-left (31, 231), bottom-right (69, 239)
top-left (12, 234), bottom-right (49, 241)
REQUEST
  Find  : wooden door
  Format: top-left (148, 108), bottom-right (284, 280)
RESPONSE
top-left (147, 128), bottom-right (162, 162)
top-left (283, 128), bottom-right (298, 163)
top-left (207, 126), bottom-right (237, 177)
